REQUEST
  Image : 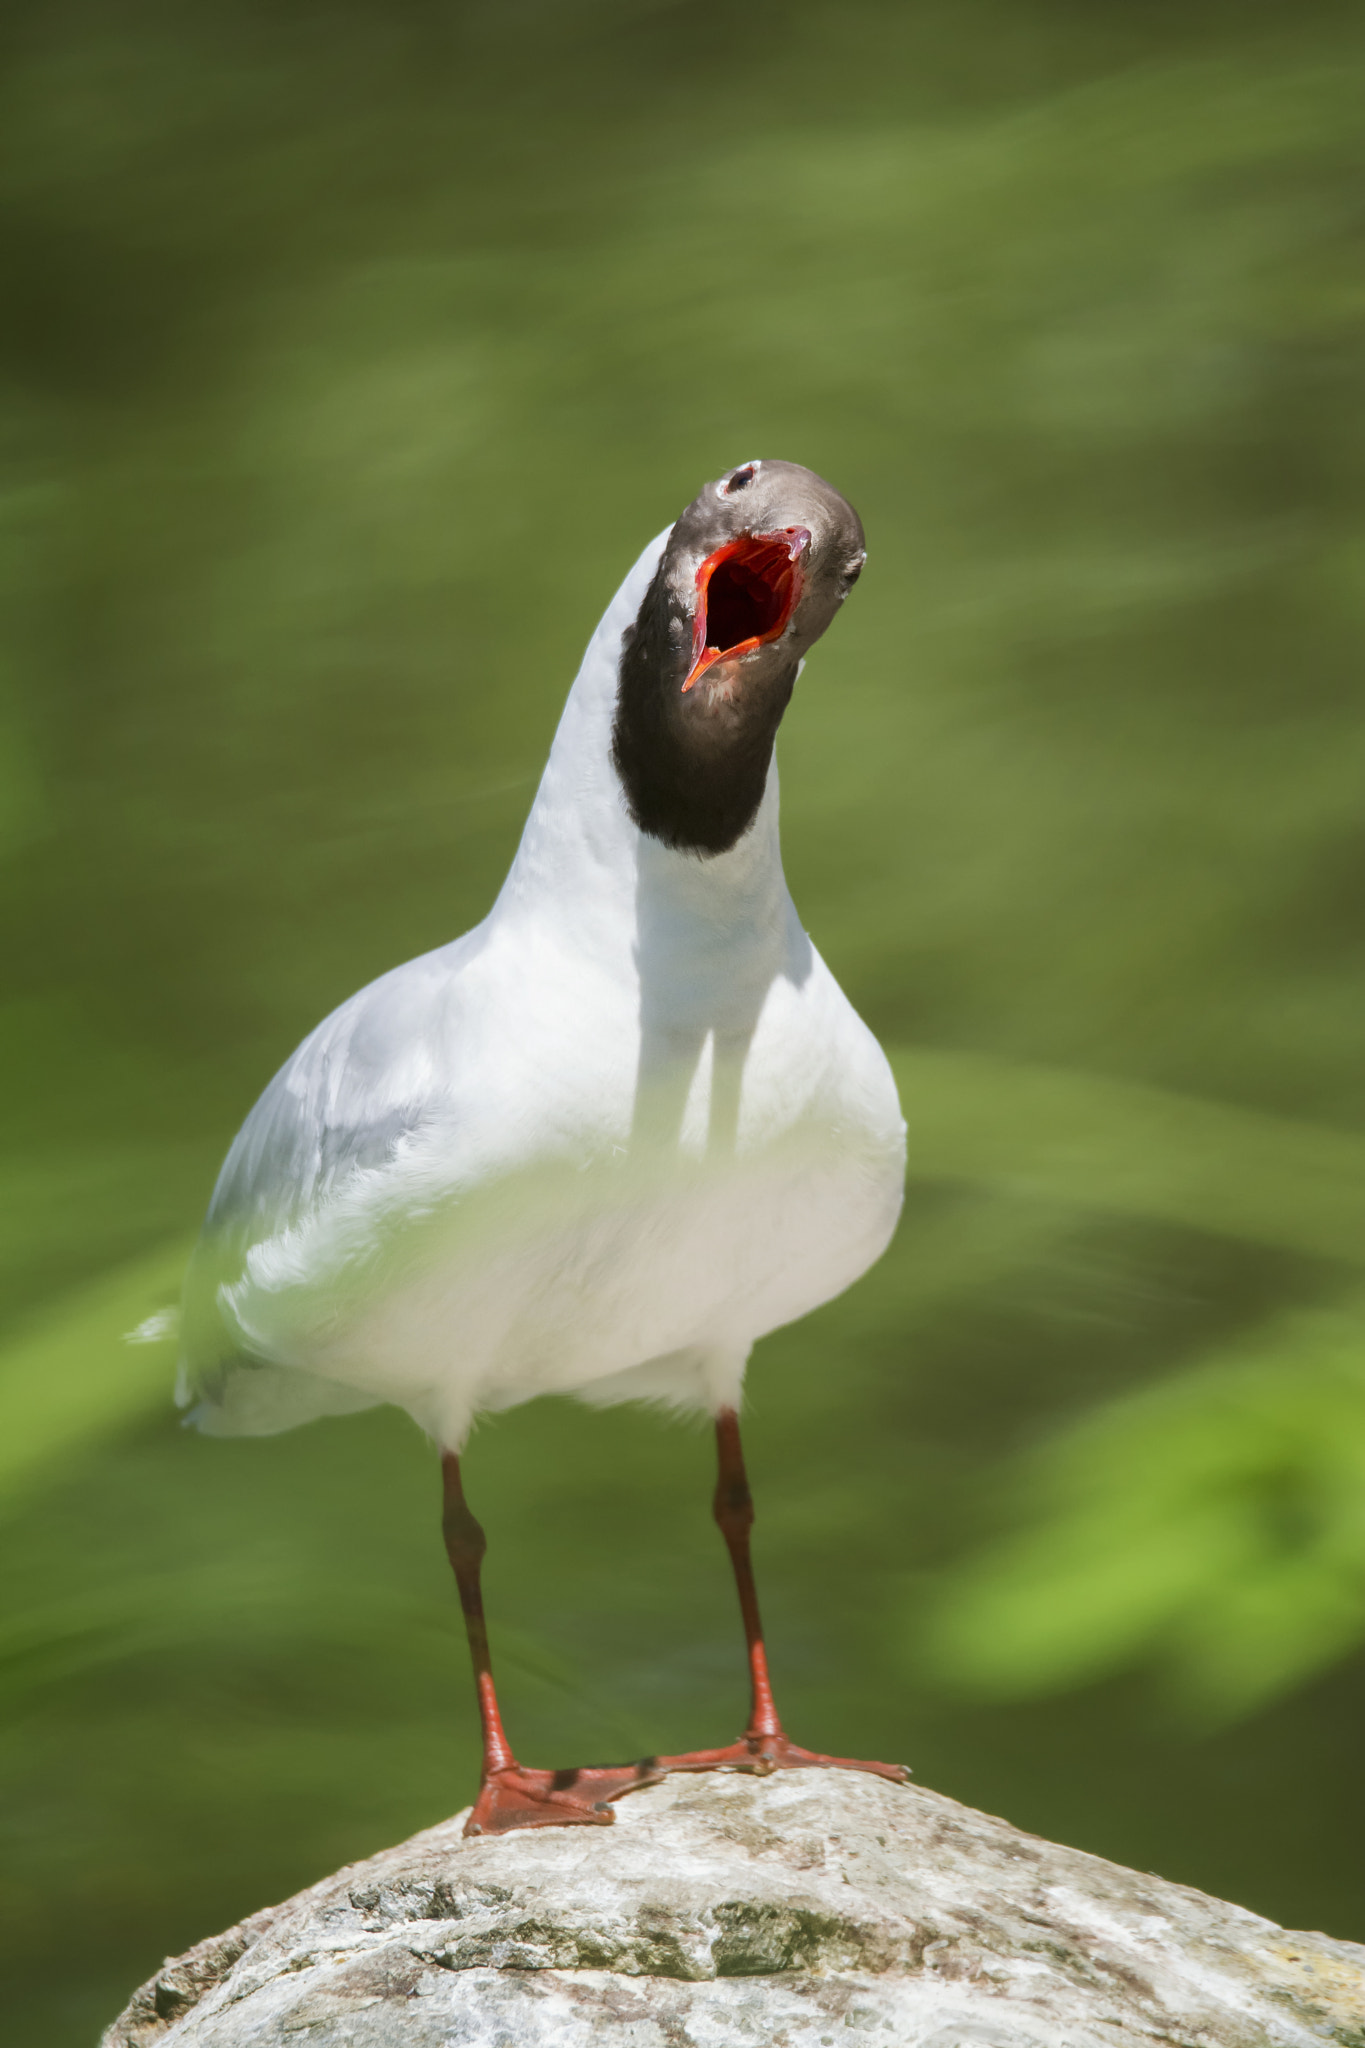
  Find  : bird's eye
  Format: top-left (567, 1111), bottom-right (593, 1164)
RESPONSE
top-left (843, 554), bottom-right (865, 586)
top-left (719, 462), bottom-right (758, 496)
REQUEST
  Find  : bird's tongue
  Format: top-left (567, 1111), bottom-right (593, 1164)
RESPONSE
top-left (682, 527), bottom-right (810, 691)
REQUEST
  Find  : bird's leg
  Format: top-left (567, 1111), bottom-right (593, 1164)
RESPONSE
top-left (653, 1409), bottom-right (909, 1785)
top-left (440, 1452), bottom-right (661, 1835)
top-left (714, 1404), bottom-right (782, 1745)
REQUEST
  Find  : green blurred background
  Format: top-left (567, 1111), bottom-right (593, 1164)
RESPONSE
top-left (4, 0), bottom-right (1365, 2038)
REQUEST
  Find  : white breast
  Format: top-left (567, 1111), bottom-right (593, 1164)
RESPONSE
top-left (214, 919), bottom-right (902, 1446)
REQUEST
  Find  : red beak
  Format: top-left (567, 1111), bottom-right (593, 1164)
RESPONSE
top-left (681, 527), bottom-right (810, 691)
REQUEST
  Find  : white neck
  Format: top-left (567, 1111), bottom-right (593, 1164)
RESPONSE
top-left (494, 531), bottom-right (797, 1000)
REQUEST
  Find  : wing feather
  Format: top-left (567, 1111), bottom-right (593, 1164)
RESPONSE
top-left (178, 926), bottom-right (485, 1428)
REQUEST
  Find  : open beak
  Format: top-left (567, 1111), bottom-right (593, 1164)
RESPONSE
top-left (681, 527), bottom-right (810, 691)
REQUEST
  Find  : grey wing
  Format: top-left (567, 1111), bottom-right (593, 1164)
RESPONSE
top-left (178, 928), bottom-right (484, 1434)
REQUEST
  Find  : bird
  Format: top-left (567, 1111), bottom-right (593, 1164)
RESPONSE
top-left (179, 457), bottom-right (909, 1835)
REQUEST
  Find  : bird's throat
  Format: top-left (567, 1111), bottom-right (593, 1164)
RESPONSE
top-left (612, 555), bottom-right (795, 857)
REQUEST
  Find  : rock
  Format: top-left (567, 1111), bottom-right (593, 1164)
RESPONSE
top-left (103, 1769), bottom-right (1365, 2047)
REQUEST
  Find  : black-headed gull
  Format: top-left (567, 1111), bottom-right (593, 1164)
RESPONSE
top-left (180, 458), bottom-right (908, 1833)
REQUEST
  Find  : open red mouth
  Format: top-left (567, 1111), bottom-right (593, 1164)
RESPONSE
top-left (682, 527), bottom-right (810, 691)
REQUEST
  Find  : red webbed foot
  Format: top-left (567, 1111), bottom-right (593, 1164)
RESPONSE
top-left (654, 1732), bottom-right (909, 1785)
top-left (464, 1757), bottom-right (665, 1836)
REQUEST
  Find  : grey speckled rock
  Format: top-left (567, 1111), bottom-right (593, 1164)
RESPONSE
top-left (103, 1769), bottom-right (1365, 2047)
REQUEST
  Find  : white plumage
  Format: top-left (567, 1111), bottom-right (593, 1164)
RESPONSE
top-left (180, 523), bottom-right (906, 1455)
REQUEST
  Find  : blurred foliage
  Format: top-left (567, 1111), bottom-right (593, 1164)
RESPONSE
top-left (923, 1301), bottom-right (1365, 1718)
top-left (0, 1243), bottom-right (186, 1507)
top-left (3, 0), bottom-right (1365, 2041)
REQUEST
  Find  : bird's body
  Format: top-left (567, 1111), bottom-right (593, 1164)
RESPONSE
top-left (181, 459), bottom-right (910, 1831)
top-left (181, 526), bottom-right (905, 1452)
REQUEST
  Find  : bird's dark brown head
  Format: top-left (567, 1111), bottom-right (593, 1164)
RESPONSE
top-left (612, 459), bottom-right (866, 856)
